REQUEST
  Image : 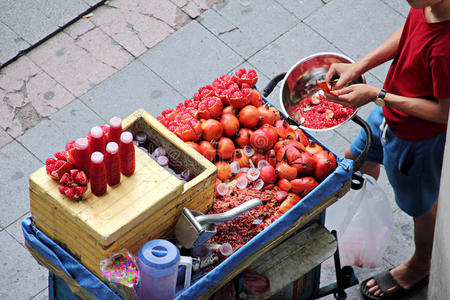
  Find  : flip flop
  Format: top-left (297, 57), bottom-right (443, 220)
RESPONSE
top-left (360, 270), bottom-right (429, 299)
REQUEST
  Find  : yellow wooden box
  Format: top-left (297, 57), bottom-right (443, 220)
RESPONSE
top-left (29, 108), bottom-right (217, 280)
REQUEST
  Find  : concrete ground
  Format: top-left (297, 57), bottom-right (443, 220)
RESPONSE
top-left (0, 0), bottom-right (427, 299)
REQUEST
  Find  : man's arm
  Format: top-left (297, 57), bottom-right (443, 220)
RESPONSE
top-left (356, 25), bottom-right (404, 74)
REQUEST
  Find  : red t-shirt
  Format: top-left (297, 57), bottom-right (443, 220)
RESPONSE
top-left (383, 8), bottom-right (450, 141)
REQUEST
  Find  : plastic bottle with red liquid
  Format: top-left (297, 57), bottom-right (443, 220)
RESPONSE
top-left (74, 137), bottom-right (90, 177)
top-left (90, 152), bottom-right (107, 197)
top-left (108, 117), bottom-right (123, 145)
top-left (119, 131), bottom-right (135, 177)
top-left (105, 142), bottom-right (121, 186)
top-left (89, 126), bottom-right (106, 155)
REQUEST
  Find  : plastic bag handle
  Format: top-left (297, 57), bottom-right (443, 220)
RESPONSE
top-left (351, 115), bottom-right (372, 173)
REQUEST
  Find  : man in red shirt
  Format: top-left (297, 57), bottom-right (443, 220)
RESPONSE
top-left (325, 0), bottom-right (450, 298)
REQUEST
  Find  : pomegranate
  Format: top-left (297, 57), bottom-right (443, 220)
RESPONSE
top-left (274, 120), bottom-right (296, 140)
top-left (235, 128), bottom-right (253, 148)
top-left (239, 105), bottom-right (260, 128)
top-left (58, 169), bottom-right (88, 199)
top-left (252, 149), bottom-right (276, 167)
top-left (250, 129), bottom-right (274, 153)
top-left (306, 141), bottom-right (323, 154)
top-left (220, 113), bottom-right (240, 137)
top-left (222, 105), bottom-right (238, 116)
top-left (259, 165), bottom-right (277, 185)
top-left (295, 128), bottom-right (309, 146)
top-left (278, 178), bottom-right (292, 192)
top-left (291, 151), bottom-right (317, 177)
top-left (216, 161), bottom-right (232, 181)
top-left (248, 89), bottom-right (263, 107)
top-left (275, 162), bottom-right (297, 180)
top-left (198, 96), bottom-right (223, 119)
top-left (229, 88), bottom-right (250, 108)
top-left (314, 150), bottom-right (337, 181)
top-left (185, 141), bottom-right (201, 153)
top-left (216, 137), bottom-right (235, 160)
top-left (201, 119), bottom-right (223, 141)
top-left (258, 104), bottom-right (276, 126)
top-left (231, 149), bottom-right (250, 168)
top-left (215, 178), bottom-right (223, 197)
top-left (269, 106), bottom-right (281, 121)
top-left (290, 177), bottom-right (319, 197)
top-left (258, 124), bottom-right (278, 144)
top-left (198, 141), bottom-right (216, 161)
top-left (279, 193), bottom-right (301, 213)
top-left (233, 68), bottom-right (258, 88)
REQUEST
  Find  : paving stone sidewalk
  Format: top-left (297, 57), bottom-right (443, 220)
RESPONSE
top-left (0, 0), bottom-right (428, 299)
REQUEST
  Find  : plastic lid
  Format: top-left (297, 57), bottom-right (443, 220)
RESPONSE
top-left (91, 126), bottom-right (103, 138)
top-left (75, 137), bottom-right (88, 150)
top-left (109, 116), bottom-right (122, 128)
top-left (106, 142), bottom-right (119, 154)
top-left (91, 152), bottom-right (104, 163)
top-left (219, 243), bottom-right (233, 257)
top-left (120, 131), bottom-right (133, 144)
top-left (139, 239), bottom-right (180, 270)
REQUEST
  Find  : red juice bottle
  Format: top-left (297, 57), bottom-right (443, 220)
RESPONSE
top-left (74, 137), bottom-right (90, 178)
top-left (90, 152), bottom-right (107, 197)
top-left (89, 126), bottom-right (106, 155)
top-left (119, 131), bottom-right (135, 177)
top-left (108, 117), bottom-right (123, 145)
top-left (105, 142), bottom-right (121, 186)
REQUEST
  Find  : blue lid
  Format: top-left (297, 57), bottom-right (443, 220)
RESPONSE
top-left (138, 239), bottom-right (180, 270)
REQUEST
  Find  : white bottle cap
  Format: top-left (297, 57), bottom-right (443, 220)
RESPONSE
top-left (90, 126), bottom-right (103, 138)
top-left (110, 116), bottom-right (122, 128)
top-left (91, 151), bottom-right (104, 163)
top-left (120, 131), bottom-right (133, 144)
top-left (106, 142), bottom-right (119, 154)
top-left (75, 137), bottom-right (88, 150)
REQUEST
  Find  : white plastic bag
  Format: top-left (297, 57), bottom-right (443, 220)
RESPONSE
top-left (325, 174), bottom-right (393, 268)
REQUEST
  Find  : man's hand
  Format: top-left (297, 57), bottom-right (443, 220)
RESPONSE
top-left (324, 84), bottom-right (379, 109)
top-left (325, 62), bottom-right (365, 90)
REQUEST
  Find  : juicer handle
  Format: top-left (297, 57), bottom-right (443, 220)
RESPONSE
top-left (196, 198), bottom-right (262, 224)
top-left (262, 73), bottom-right (286, 98)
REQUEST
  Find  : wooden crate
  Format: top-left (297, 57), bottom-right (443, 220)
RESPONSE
top-left (30, 108), bottom-right (217, 280)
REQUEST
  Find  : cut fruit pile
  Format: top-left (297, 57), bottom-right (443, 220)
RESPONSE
top-left (157, 68), bottom-right (338, 247)
top-left (288, 81), bottom-right (356, 130)
top-left (44, 123), bottom-right (129, 200)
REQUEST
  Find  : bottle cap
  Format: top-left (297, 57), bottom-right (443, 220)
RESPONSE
top-left (120, 131), bottom-right (133, 144)
top-left (106, 142), bottom-right (119, 154)
top-left (75, 137), bottom-right (88, 150)
top-left (90, 126), bottom-right (103, 138)
top-left (109, 117), bottom-right (122, 128)
top-left (91, 152), bottom-right (104, 163)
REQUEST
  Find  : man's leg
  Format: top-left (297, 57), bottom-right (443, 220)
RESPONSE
top-left (366, 199), bottom-right (438, 296)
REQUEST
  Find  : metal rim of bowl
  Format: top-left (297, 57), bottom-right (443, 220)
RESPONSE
top-left (278, 52), bottom-right (365, 132)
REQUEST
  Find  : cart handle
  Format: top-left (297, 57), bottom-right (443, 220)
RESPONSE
top-left (262, 73), bottom-right (372, 177)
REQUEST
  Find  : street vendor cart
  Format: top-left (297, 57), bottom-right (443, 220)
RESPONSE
top-left (23, 53), bottom-right (372, 300)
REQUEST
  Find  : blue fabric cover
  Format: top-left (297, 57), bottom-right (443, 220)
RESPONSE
top-left (22, 217), bottom-right (121, 300)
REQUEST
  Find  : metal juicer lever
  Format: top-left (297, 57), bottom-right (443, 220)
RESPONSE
top-left (195, 198), bottom-right (262, 224)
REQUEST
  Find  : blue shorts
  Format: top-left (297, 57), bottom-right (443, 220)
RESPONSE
top-left (350, 107), bottom-right (446, 217)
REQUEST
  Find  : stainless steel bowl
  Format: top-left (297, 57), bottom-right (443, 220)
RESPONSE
top-left (279, 52), bottom-right (366, 132)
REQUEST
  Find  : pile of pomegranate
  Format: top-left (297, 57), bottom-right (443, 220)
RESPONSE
top-left (157, 68), bottom-right (338, 228)
top-left (288, 93), bottom-right (356, 130)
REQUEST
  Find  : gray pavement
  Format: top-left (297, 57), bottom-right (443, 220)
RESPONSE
top-left (0, 0), bottom-right (104, 67)
top-left (0, 0), bottom-right (427, 299)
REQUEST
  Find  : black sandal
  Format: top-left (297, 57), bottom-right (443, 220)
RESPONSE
top-left (360, 270), bottom-right (429, 299)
